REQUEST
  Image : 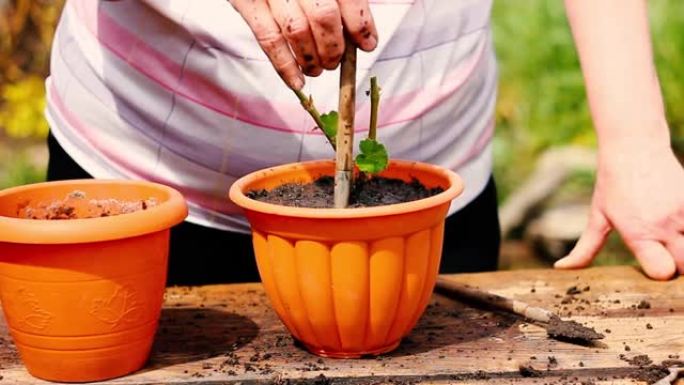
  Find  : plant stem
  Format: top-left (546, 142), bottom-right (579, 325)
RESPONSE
top-left (293, 89), bottom-right (336, 150)
top-left (334, 35), bottom-right (357, 209)
top-left (369, 76), bottom-right (380, 141)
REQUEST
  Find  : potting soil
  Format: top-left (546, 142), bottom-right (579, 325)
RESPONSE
top-left (247, 175), bottom-right (443, 208)
top-left (18, 190), bottom-right (158, 219)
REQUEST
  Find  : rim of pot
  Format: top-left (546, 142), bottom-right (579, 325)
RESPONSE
top-left (229, 159), bottom-right (464, 219)
top-left (0, 179), bottom-right (188, 244)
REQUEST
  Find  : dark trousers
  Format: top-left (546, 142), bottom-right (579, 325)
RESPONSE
top-left (47, 133), bottom-right (501, 286)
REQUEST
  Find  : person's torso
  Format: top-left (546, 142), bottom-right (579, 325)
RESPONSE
top-left (46, 0), bottom-right (497, 232)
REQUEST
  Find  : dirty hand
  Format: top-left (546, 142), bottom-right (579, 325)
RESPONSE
top-left (555, 144), bottom-right (684, 280)
top-left (229, 0), bottom-right (378, 90)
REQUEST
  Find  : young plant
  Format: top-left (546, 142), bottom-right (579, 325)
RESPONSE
top-left (292, 36), bottom-right (389, 209)
top-left (355, 76), bottom-right (388, 174)
top-left (293, 76), bottom-right (389, 175)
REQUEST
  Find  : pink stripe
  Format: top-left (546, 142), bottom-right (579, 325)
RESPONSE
top-left (456, 118), bottom-right (494, 169)
top-left (357, 41), bottom-right (487, 129)
top-left (71, 0), bottom-right (301, 133)
top-left (71, 0), bottom-right (485, 134)
top-left (49, 83), bottom-right (242, 216)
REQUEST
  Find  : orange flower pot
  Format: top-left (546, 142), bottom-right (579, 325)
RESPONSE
top-left (0, 180), bottom-right (187, 382)
top-left (230, 160), bottom-right (463, 358)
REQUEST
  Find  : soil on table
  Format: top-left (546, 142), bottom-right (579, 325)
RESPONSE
top-left (17, 190), bottom-right (158, 220)
top-left (247, 175), bottom-right (444, 208)
top-left (630, 365), bottom-right (672, 384)
top-left (546, 315), bottom-right (604, 342)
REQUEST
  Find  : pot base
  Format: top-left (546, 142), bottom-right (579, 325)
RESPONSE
top-left (21, 341), bottom-right (151, 383)
top-left (302, 340), bottom-right (401, 358)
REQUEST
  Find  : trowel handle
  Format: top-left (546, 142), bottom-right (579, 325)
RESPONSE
top-left (435, 277), bottom-right (555, 323)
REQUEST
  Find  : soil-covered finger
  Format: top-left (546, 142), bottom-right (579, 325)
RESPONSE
top-left (298, 0), bottom-right (344, 69)
top-left (232, 0), bottom-right (304, 88)
top-left (338, 0), bottom-right (378, 51)
top-left (269, 0), bottom-right (323, 77)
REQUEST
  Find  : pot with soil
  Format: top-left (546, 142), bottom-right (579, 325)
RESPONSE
top-left (0, 179), bottom-right (187, 382)
top-left (232, 41), bottom-right (463, 357)
top-left (229, 159), bottom-right (463, 357)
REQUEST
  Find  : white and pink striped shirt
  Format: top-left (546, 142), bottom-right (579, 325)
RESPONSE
top-left (46, 0), bottom-right (497, 233)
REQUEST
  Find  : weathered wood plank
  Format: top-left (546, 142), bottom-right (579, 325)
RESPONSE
top-left (0, 266), bottom-right (681, 384)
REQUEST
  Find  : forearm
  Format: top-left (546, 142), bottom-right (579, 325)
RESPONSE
top-left (564, 0), bottom-right (671, 156)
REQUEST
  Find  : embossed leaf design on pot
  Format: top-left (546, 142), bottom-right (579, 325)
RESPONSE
top-left (89, 286), bottom-right (144, 328)
top-left (16, 288), bottom-right (54, 331)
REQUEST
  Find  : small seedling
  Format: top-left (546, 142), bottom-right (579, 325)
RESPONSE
top-left (293, 76), bottom-right (389, 177)
top-left (355, 76), bottom-right (388, 174)
top-left (291, 37), bottom-right (389, 208)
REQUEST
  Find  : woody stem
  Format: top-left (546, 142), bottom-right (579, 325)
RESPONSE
top-left (293, 89), bottom-right (336, 150)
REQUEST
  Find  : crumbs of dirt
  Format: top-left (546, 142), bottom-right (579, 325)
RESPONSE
top-left (546, 316), bottom-right (604, 342)
top-left (247, 175), bottom-right (444, 208)
top-left (616, 354), bottom-right (680, 384)
top-left (447, 371), bottom-right (491, 381)
top-left (566, 285), bottom-right (582, 295)
top-left (17, 190), bottom-right (158, 220)
top-left (518, 364), bottom-right (543, 377)
top-left (620, 354), bottom-right (653, 367)
top-left (547, 356), bottom-right (558, 369)
top-left (629, 365), bottom-right (671, 384)
top-left (662, 359), bottom-right (684, 367)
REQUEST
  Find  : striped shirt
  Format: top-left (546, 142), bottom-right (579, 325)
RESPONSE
top-left (46, 0), bottom-right (497, 233)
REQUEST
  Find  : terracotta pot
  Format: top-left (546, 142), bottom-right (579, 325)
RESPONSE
top-left (0, 180), bottom-right (187, 382)
top-left (230, 160), bottom-right (463, 358)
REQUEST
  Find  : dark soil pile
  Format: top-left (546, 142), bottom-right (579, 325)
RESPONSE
top-left (546, 316), bottom-right (604, 342)
top-left (17, 190), bottom-right (158, 220)
top-left (247, 175), bottom-right (443, 208)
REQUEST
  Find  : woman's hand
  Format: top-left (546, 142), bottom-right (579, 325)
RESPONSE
top-left (559, 0), bottom-right (683, 279)
top-left (230, 0), bottom-right (378, 89)
top-left (556, 142), bottom-right (684, 280)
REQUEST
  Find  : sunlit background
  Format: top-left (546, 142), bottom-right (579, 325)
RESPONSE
top-left (1, 1), bottom-right (682, 269)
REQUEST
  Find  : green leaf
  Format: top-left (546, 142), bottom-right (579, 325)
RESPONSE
top-left (320, 111), bottom-right (338, 139)
top-left (355, 139), bottom-right (389, 174)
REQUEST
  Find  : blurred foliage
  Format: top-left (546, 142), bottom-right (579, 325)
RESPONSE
top-left (650, 1), bottom-right (684, 153)
top-left (0, 0), bottom-right (64, 139)
top-left (492, 1), bottom-right (684, 201)
top-left (0, 74), bottom-right (47, 137)
top-left (0, 152), bottom-right (45, 189)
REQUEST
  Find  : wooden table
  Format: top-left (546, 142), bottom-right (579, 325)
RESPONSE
top-left (0, 266), bottom-right (682, 384)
